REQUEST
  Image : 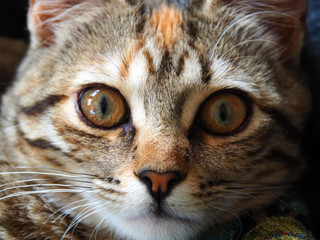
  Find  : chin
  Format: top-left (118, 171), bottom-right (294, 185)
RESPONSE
top-left (105, 214), bottom-right (203, 240)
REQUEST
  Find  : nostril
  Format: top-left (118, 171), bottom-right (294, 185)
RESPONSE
top-left (137, 170), bottom-right (184, 202)
top-left (167, 177), bottom-right (179, 192)
top-left (140, 176), bottom-right (152, 189)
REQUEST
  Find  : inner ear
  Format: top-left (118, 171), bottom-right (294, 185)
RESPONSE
top-left (28, 0), bottom-right (85, 48)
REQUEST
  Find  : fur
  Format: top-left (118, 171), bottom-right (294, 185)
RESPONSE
top-left (0, 0), bottom-right (310, 239)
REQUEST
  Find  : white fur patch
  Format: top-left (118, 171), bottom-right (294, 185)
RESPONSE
top-left (127, 50), bottom-right (149, 88)
top-left (72, 54), bottom-right (122, 89)
top-left (84, 172), bottom-right (204, 240)
top-left (121, 49), bottom-right (150, 130)
top-left (181, 49), bottom-right (202, 85)
top-left (42, 116), bottom-right (71, 152)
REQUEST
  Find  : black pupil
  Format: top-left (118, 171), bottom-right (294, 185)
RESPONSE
top-left (100, 96), bottom-right (108, 115)
top-left (219, 103), bottom-right (228, 123)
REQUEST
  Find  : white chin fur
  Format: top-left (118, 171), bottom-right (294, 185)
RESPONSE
top-left (101, 213), bottom-right (202, 240)
top-left (82, 177), bottom-right (207, 239)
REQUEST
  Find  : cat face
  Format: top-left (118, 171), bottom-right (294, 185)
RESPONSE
top-left (0, 0), bottom-right (309, 239)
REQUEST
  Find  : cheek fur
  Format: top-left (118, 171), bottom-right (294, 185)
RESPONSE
top-left (0, 0), bottom-right (310, 239)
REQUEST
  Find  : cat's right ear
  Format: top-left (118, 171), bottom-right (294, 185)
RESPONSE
top-left (28, 0), bottom-right (84, 48)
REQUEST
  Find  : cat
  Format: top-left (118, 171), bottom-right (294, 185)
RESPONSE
top-left (0, 0), bottom-right (311, 239)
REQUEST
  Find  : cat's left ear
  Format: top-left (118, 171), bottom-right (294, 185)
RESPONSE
top-left (233, 0), bottom-right (308, 61)
top-left (28, 0), bottom-right (85, 48)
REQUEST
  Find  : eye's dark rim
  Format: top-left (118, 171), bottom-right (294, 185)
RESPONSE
top-left (197, 88), bottom-right (253, 136)
top-left (76, 84), bottom-right (130, 130)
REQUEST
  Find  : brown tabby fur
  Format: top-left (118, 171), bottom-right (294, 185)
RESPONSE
top-left (0, 0), bottom-right (310, 239)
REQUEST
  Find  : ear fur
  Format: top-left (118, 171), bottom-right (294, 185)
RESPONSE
top-left (229, 0), bottom-right (308, 61)
top-left (28, 0), bottom-right (85, 48)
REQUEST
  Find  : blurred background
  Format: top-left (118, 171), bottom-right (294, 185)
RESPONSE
top-left (0, 0), bottom-right (319, 238)
top-left (301, 0), bottom-right (320, 238)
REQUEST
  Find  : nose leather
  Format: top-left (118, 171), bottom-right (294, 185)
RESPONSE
top-left (138, 171), bottom-right (183, 202)
top-left (140, 171), bottom-right (177, 192)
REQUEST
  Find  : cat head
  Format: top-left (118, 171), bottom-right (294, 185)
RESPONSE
top-left (1, 0), bottom-right (310, 239)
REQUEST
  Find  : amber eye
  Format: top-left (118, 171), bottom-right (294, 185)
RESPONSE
top-left (79, 86), bottom-right (128, 128)
top-left (199, 92), bottom-right (249, 135)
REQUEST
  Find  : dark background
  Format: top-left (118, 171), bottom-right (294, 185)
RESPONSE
top-left (0, 0), bottom-right (319, 238)
top-left (0, 0), bottom-right (28, 39)
top-left (301, 0), bottom-right (320, 238)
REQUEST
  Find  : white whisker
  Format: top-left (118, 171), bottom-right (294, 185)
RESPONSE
top-left (0, 178), bottom-right (93, 190)
top-left (0, 178), bottom-right (45, 188)
top-left (15, 166), bottom-right (98, 177)
top-left (0, 124), bottom-right (21, 134)
top-left (221, 38), bottom-right (291, 59)
top-left (228, 185), bottom-right (287, 191)
top-left (224, 189), bottom-right (256, 198)
top-left (0, 171), bottom-right (93, 180)
top-left (90, 215), bottom-right (109, 240)
top-left (0, 189), bottom-right (94, 201)
top-left (70, 202), bottom-right (110, 240)
top-left (39, 198), bottom-right (88, 236)
top-left (61, 202), bottom-right (109, 240)
top-left (57, 199), bottom-right (101, 224)
top-left (212, 201), bottom-right (252, 218)
top-left (66, 199), bottom-right (105, 227)
top-left (209, 205), bottom-right (243, 239)
top-left (0, 183), bottom-right (91, 194)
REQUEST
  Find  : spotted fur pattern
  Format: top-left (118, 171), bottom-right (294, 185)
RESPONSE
top-left (0, 0), bottom-right (310, 239)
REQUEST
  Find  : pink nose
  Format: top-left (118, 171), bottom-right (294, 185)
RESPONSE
top-left (138, 171), bottom-right (183, 201)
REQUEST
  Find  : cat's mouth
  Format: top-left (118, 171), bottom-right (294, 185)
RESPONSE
top-left (126, 203), bottom-right (194, 223)
top-left (151, 206), bottom-right (172, 219)
top-left (127, 211), bottom-right (193, 224)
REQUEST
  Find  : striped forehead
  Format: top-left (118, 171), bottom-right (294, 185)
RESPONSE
top-left (150, 4), bottom-right (183, 48)
top-left (78, 43), bottom-right (258, 94)
top-left (118, 42), bottom-right (256, 92)
top-left (119, 39), bottom-right (204, 87)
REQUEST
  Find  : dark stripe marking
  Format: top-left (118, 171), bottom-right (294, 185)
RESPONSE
top-left (269, 149), bottom-right (301, 165)
top-left (97, 187), bottom-right (125, 195)
top-left (199, 54), bottom-right (212, 84)
top-left (157, 50), bottom-right (172, 80)
top-left (62, 125), bottom-right (105, 140)
top-left (135, 3), bottom-right (146, 34)
top-left (246, 145), bottom-right (268, 158)
top-left (21, 95), bottom-right (67, 116)
top-left (253, 147), bottom-right (302, 168)
top-left (228, 126), bottom-right (274, 156)
top-left (24, 138), bottom-right (62, 151)
top-left (186, 20), bottom-right (198, 45)
top-left (125, 0), bottom-right (137, 5)
top-left (143, 50), bottom-right (155, 74)
top-left (176, 51), bottom-right (189, 77)
top-left (190, 0), bottom-right (205, 9)
top-left (16, 125), bottom-right (63, 154)
top-left (253, 149), bottom-right (302, 180)
top-left (258, 106), bottom-right (301, 140)
top-left (63, 153), bottom-right (84, 163)
top-left (45, 157), bottom-right (64, 167)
